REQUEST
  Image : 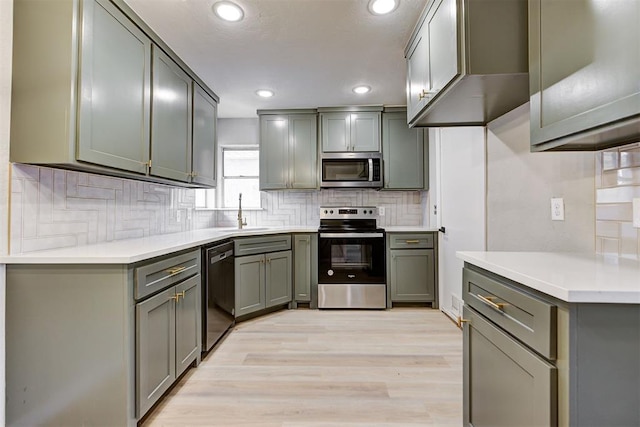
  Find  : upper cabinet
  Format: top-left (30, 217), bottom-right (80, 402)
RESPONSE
top-left (10, 0), bottom-right (219, 188)
top-left (382, 109), bottom-right (428, 190)
top-left (405, 0), bottom-right (529, 127)
top-left (150, 47), bottom-right (193, 182)
top-left (192, 84), bottom-right (217, 187)
top-left (529, 0), bottom-right (640, 151)
top-left (258, 110), bottom-right (318, 190)
top-left (319, 107), bottom-right (382, 152)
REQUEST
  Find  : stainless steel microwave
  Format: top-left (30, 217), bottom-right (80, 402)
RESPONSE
top-left (321, 152), bottom-right (383, 188)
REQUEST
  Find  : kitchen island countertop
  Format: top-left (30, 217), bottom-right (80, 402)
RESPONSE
top-left (457, 251), bottom-right (640, 304)
top-left (0, 226), bottom-right (318, 265)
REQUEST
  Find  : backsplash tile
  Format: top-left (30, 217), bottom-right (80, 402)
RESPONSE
top-left (595, 142), bottom-right (640, 260)
top-left (10, 164), bottom-right (196, 254)
top-left (10, 164), bottom-right (427, 254)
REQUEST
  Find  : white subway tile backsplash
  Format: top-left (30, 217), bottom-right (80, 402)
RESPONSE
top-left (596, 142), bottom-right (640, 260)
top-left (10, 164), bottom-right (427, 254)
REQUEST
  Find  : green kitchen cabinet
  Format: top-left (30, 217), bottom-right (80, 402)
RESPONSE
top-left (5, 248), bottom-right (201, 426)
top-left (191, 83), bottom-right (218, 187)
top-left (405, 0), bottom-right (528, 126)
top-left (529, 0), bottom-right (640, 151)
top-left (235, 253), bottom-right (267, 317)
top-left (234, 235), bottom-right (293, 317)
top-left (319, 108), bottom-right (382, 152)
top-left (293, 234), bottom-right (318, 304)
top-left (10, 0), bottom-right (219, 188)
top-left (136, 255), bottom-right (201, 418)
top-left (382, 110), bottom-right (428, 190)
top-left (76, 0), bottom-right (151, 174)
top-left (150, 48), bottom-right (193, 182)
top-left (258, 111), bottom-right (317, 190)
top-left (387, 233), bottom-right (437, 307)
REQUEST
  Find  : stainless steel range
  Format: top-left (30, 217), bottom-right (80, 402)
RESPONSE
top-left (317, 207), bottom-right (386, 309)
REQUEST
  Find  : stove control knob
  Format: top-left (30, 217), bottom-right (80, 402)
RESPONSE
top-left (330, 210), bottom-right (334, 214)
top-left (324, 210), bottom-right (328, 214)
top-left (369, 210), bottom-right (373, 214)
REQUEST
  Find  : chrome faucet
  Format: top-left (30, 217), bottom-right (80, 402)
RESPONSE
top-left (237, 193), bottom-right (247, 229)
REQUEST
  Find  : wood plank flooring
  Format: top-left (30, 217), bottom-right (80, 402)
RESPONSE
top-left (142, 308), bottom-right (462, 426)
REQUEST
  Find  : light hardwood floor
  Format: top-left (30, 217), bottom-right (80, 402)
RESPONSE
top-left (142, 308), bottom-right (462, 426)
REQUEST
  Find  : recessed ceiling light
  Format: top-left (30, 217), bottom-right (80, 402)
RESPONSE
top-left (353, 85), bottom-right (371, 94)
top-left (256, 89), bottom-right (274, 98)
top-left (368, 0), bottom-right (398, 15)
top-left (212, 1), bottom-right (244, 22)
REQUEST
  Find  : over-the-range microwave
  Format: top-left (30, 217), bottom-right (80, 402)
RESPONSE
top-left (320, 152), bottom-right (383, 189)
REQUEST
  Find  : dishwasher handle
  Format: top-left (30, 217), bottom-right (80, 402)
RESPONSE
top-left (209, 249), bottom-right (233, 264)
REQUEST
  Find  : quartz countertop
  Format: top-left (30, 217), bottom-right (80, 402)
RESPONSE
top-left (0, 226), bottom-right (318, 265)
top-left (457, 251), bottom-right (640, 304)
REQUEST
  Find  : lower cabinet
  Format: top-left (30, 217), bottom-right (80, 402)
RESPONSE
top-left (463, 306), bottom-right (556, 427)
top-left (387, 232), bottom-right (437, 306)
top-left (136, 270), bottom-right (200, 418)
top-left (293, 233), bottom-right (318, 304)
top-left (235, 235), bottom-right (293, 318)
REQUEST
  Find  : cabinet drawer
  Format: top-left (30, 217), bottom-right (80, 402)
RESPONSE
top-left (135, 250), bottom-right (200, 300)
top-left (463, 266), bottom-right (556, 360)
top-left (388, 233), bottom-right (434, 249)
top-left (235, 235), bottom-right (292, 257)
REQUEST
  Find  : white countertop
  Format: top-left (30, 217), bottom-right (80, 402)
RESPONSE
top-left (0, 226), bottom-right (317, 265)
top-left (457, 251), bottom-right (640, 304)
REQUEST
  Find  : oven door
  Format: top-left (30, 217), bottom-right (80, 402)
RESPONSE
top-left (318, 232), bottom-right (385, 284)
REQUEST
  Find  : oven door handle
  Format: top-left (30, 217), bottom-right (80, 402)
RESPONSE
top-left (320, 232), bottom-right (384, 239)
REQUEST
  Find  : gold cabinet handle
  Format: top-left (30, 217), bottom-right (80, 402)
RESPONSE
top-left (166, 266), bottom-right (187, 275)
top-left (477, 294), bottom-right (505, 312)
top-left (176, 291), bottom-right (185, 301)
top-left (405, 240), bottom-right (421, 244)
top-left (169, 294), bottom-right (179, 301)
top-left (457, 317), bottom-right (470, 328)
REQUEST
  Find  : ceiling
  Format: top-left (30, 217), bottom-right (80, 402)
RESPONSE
top-left (123, 0), bottom-right (428, 118)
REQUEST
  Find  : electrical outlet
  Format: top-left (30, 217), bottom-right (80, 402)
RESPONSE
top-left (176, 210), bottom-right (182, 223)
top-left (378, 206), bottom-right (385, 216)
top-left (551, 198), bottom-right (564, 221)
top-left (633, 198), bottom-right (640, 228)
top-left (187, 208), bottom-right (192, 221)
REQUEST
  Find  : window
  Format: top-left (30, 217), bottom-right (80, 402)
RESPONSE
top-left (195, 146), bottom-right (260, 209)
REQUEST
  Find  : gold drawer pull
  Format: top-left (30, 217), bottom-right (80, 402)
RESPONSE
top-left (457, 317), bottom-right (470, 328)
top-left (405, 240), bottom-right (421, 244)
top-left (166, 266), bottom-right (187, 275)
top-left (477, 294), bottom-right (505, 312)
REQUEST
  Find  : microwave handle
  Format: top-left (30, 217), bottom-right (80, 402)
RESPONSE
top-left (368, 158), bottom-right (373, 182)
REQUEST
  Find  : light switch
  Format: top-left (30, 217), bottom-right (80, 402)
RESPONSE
top-left (551, 198), bottom-right (564, 221)
top-left (176, 210), bottom-right (182, 223)
top-left (379, 207), bottom-right (385, 216)
top-left (633, 198), bottom-right (640, 228)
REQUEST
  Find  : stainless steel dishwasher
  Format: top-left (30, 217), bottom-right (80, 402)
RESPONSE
top-left (202, 240), bottom-right (235, 352)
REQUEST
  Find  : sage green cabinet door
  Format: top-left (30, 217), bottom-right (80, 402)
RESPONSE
top-left (426, 0), bottom-right (459, 97)
top-left (529, 0), bottom-right (640, 149)
top-left (289, 114), bottom-right (318, 189)
top-left (175, 275), bottom-right (200, 376)
top-left (235, 254), bottom-right (266, 317)
top-left (77, 0), bottom-right (150, 174)
top-left (321, 112), bottom-right (350, 152)
top-left (406, 28), bottom-right (429, 122)
top-left (259, 115), bottom-right (289, 190)
top-left (294, 234), bottom-right (317, 302)
top-left (136, 287), bottom-right (176, 418)
top-left (463, 306), bottom-right (556, 427)
top-left (389, 249), bottom-right (435, 302)
top-left (351, 112), bottom-right (381, 152)
top-left (192, 83), bottom-right (217, 187)
top-left (265, 250), bottom-right (292, 308)
top-left (151, 47), bottom-right (192, 182)
top-left (382, 112), bottom-right (425, 189)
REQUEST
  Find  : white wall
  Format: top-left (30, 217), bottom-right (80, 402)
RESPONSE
top-left (486, 103), bottom-right (596, 252)
top-left (0, 0), bottom-right (12, 423)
